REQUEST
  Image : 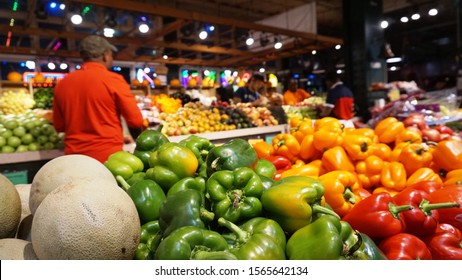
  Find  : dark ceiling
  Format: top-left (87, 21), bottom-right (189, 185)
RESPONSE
top-left (0, 0), bottom-right (459, 68)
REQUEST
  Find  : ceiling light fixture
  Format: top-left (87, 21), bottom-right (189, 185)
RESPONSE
top-left (380, 20), bottom-right (389, 29)
top-left (47, 61), bottom-right (56, 70)
top-left (59, 62), bottom-right (68, 70)
top-left (428, 8), bottom-right (438, 16)
top-left (400, 16), bottom-right (409, 23)
top-left (103, 28), bottom-right (115, 37)
top-left (70, 14), bottom-right (82, 25)
top-left (199, 28), bottom-right (208, 40)
top-left (138, 23), bottom-right (150, 33)
top-left (411, 13), bottom-right (420, 20)
top-left (274, 37), bottom-right (282, 49)
top-left (335, 44), bottom-right (341, 50)
top-left (312, 50), bottom-right (317, 55)
top-left (246, 33), bottom-right (254, 46)
top-left (163, 54), bottom-right (168, 59)
top-left (259, 67), bottom-right (266, 73)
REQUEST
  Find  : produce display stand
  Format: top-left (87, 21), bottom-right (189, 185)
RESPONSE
top-left (0, 125), bottom-right (289, 183)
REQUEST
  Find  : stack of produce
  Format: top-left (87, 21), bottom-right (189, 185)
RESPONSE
top-left (0, 91), bottom-right (35, 115)
top-left (282, 96), bottom-right (325, 120)
top-left (2, 116), bottom-right (460, 260)
top-left (32, 88), bottom-right (54, 110)
top-left (0, 111), bottom-right (63, 153)
top-left (233, 103), bottom-right (279, 127)
top-left (149, 94), bottom-right (182, 114)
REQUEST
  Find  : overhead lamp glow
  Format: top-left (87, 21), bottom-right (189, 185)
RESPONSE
top-left (48, 62), bottom-right (56, 70)
top-left (246, 36), bottom-right (254, 46)
top-left (199, 30), bottom-right (208, 40)
top-left (162, 55), bottom-right (168, 59)
top-left (411, 13), bottom-right (420, 20)
top-left (59, 62), bottom-right (68, 70)
top-left (138, 23), bottom-right (149, 33)
top-left (59, 4), bottom-right (66, 10)
top-left (144, 67), bottom-right (150, 73)
top-left (274, 38), bottom-right (282, 50)
top-left (70, 14), bottom-right (82, 25)
top-left (25, 60), bottom-right (35, 70)
top-left (400, 16), bottom-right (409, 23)
top-left (428, 8), bottom-right (438, 16)
top-left (104, 28), bottom-right (115, 38)
top-left (390, 66), bottom-right (398, 71)
top-left (380, 20), bottom-right (389, 29)
top-left (386, 57), bottom-right (402, 63)
top-left (312, 50), bottom-right (317, 55)
top-left (259, 67), bottom-right (266, 73)
top-left (336, 69), bottom-right (343, 74)
top-left (335, 44), bottom-right (341, 50)
top-left (50, 2), bottom-right (57, 9)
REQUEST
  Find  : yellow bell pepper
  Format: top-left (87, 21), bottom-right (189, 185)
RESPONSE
top-left (372, 186), bottom-right (400, 196)
top-left (394, 128), bottom-right (423, 145)
top-left (355, 155), bottom-right (385, 189)
top-left (299, 134), bottom-right (323, 162)
top-left (380, 161), bottom-right (407, 191)
top-left (443, 169), bottom-right (462, 186)
top-left (344, 127), bottom-right (378, 143)
top-left (280, 161), bottom-right (321, 179)
top-left (290, 118), bottom-right (314, 144)
top-left (342, 134), bottom-right (373, 161)
top-left (321, 146), bottom-right (355, 172)
top-left (398, 143), bottom-right (433, 175)
top-left (314, 117), bottom-right (343, 131)
top-left (318, 170), bottom-right (363, 217)
top-left (406, 167), bottom-right (443, 187)
top-left (252, 141), bottom-right (274, 159)
top-left (374, 117), bottom-right (405, 144)
top-left (369, 143), bottom-right (392, 161)
top-left (272, 133), bottom-right (301, 162)
top-left (313, 126), bottom-right (344, 151)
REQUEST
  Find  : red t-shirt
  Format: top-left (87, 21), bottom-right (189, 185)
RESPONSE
top-left (53, 62), bottom-right (143, 162)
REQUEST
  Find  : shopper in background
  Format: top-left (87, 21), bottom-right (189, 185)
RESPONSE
top-left (283, 79), bottom-right (311, 105)
top-left (53, 35), bottom-right (144, 163)
top-left (233, 74), bottom-right (266, 106)
top-left (319, 71), bottom-right (355, 120)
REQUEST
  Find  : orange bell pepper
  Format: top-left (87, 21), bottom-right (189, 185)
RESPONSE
top-left (398, 143), bottom-right (433, 175)
top-left (344, 127), bottom-right (379, 143)
top-left (252, 140), bottom-right (274, 159)
top-left (308, 159), bottom-right (327, 176)
top-left (389, 142), bottom-right (411, 162)
top-left (380, 161), bottom-right (407, 191)
top-left (272, 133), bottom-right (301, 162)
top-left (318, 170), bottom-right (363, 217)
top-left (443, 169), bottom-right (462, 186)
top-left (370, 143), bottom-right (392, 161)
top-left (374, 117), bottom-right (405, 144)
top-left (406, 167), bottom-right (443, 187)
top-left (313, 126), bottom-right (344, 151)
top-left (342, 134), bottom-right (373, 161)
top-left (299, 134), bottom-right (323, 162)
top-left (314, 117), bottom-right (343, 131)
top-left (290, 118), bottom-right (313, 144)
top-left (432, 140), bottom-right (462, 172)
top-left (292, 159), bottom-right (305, 169)
top-left (355, 155), bottom-right (385, 189)
top-left (279, 161), bottom-right (321, 179)
top-left (394, 128), bottom-right (423, 145)
top-left (321, 146), bottom-right (355, 172)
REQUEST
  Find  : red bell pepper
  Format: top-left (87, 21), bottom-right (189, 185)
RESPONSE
top-left (342, 192), bottom-right (414, 239)
top-left (430, 185), bottom-right (462, 231)
top-left (263, 155), bottom-right (292, 171)
top-left (424, 223), bottom-right (462, 260)
top-left (393, 188), bottom-right (460, 237)
top-left (407, 180), bottom-right (443, 194)
top-left (379, 233), bottom-right (432, 260)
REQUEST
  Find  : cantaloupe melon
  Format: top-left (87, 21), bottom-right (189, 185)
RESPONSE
top-left (16, 214), bottom-right (33, 242)
top-left (0, 238), bottom-right (37, 260)
top-left (0, 174), bottom-right (21, 239)
top-left (29, 154), bottom-right (117, 215)
top-left (15, 184), bottom-right (31, 222)
top-left (31, 178), bottom-right (140, 260)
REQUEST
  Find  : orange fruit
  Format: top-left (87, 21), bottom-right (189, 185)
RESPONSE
top-left (7, 72), bottom-right (22, 82)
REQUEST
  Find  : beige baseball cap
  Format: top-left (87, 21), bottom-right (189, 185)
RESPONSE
top-left (79, 35), bottom-right (118, 57)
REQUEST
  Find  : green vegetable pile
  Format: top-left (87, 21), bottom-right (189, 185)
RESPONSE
top-left (33, 88), bottom-right (54, 109)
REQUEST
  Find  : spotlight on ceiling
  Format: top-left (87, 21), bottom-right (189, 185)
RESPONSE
top-left (59, 62), bottom-right (68, 70)
top-left (400, 16), bottom-right (409, 23)
top-left (380, 20), bottom-right (389, 29)
top-left (411, 13), bottom-right (420, 20)
top-left (274, 37), bottom-right (282, 50)
top-left (246, 33), bottom-right (254, 46)
top-left (428, 8), bottom-right (438, 16)
top-left (48, 61), bottom-right (56, 70)
top-left (103, 28), bottom-right (115, 38)
top-left (199, 29), bottom-right (208, 40)
top-left (138, 23), bottom-right (150, 33)
top-left (70, 14), bottom-right (83, 25)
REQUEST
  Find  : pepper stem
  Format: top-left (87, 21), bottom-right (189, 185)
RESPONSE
top-left (343, 188), bottom-right (356, 204)
top-left (200, 207), bottom-right (215, 222)
top-left (115, 175), bottom-right (131, 192)
top-left (419, 199), bottom-right (460, 216)
top-left (312, 204), bottom-right (341, 220)
top-left (192, 250), bottom-right (238, 260)
top-left (217, 217), bottom-right (249, 243)
top-left (156, 124), bottom-right (164, 132)
top-left (388, 202), bottom-right (414, 219)
top-left (211, 157), bottom-right (220, 172)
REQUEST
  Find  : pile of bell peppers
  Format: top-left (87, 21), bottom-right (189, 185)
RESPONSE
top-left (101, 115), bottom-right (462, 260)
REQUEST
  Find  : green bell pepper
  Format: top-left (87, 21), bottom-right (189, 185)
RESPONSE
top-left (116, 176), bottom-right (166, 224)
top-left (218, 217), bottom-right (286, 260)
top-left (104, 150), bottom-right (144, 180)
top-left (134, 220), bottom-right (163, 260)
top-left (205, 138), bottom-right (258, 177)
top-left (155, 226), bottom-right (237, 260)
top-left (261, 175), bottom-right (340, 234)
top-left (179, 135), bottom-right (215, 178)
top-left (146, 142), bottom-right (198, 192)
top-left (126, 171), bottom-right (146, 186)
top-left (167, 176), bottom-right (206, 197)
top-left (254, 159), bottom-right (277, 179)
top-left (133, 125), bottom-right (170, 171)
top-left (159, 189), bottom-right (214, 237)
top-left (286, 215), bottom-right (344, 260)
top-left (206, 167), bottom-right (264, 223)
top-left (340, 220), bottom-right (387, 260)
top-left (259, 174), bottom-right (275, 193)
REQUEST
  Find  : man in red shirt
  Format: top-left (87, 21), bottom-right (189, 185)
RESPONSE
top-left (319, 72), bottom-right (355, 120)
top-left (53, 35), bottom-right (144, 162)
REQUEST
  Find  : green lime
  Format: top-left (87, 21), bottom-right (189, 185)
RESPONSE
top-left (1, 146), bottom-right (15, 153)
top-left (7, 136), bottom-right (21, 148)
